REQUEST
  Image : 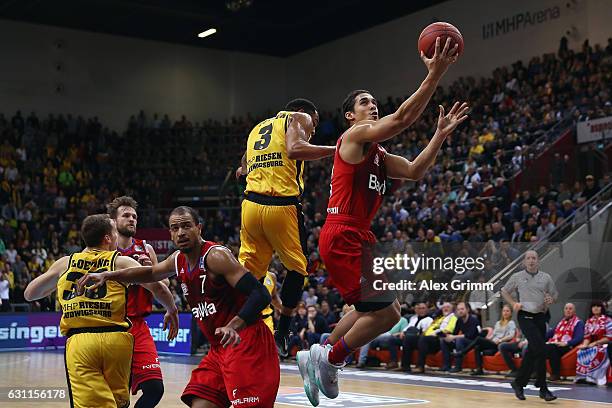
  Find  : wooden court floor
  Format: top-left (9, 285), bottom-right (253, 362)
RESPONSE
top-left (0, 351), bottom-right (609, 407)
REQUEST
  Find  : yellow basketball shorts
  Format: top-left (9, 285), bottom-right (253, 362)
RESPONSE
top-left (239, 196), bottom-right (308, 279)
top-left (64, 331), bottom-right (134, 408)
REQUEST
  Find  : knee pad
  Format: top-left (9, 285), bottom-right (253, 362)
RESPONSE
top-left (136, 379), bottom-right (164, 408)
top-left (280, 270), bottom-right (305, 310)
top-left (142, 379), bottom-right (164, 397)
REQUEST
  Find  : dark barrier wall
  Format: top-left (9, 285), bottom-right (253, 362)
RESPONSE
top-left (510, 129), bottom-right (576, 196)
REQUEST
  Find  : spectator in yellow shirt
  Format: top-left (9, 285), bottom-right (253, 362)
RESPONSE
top-left (414, 303), bottom-right (457, 373)
top-left (66, 223), bottom-right (79, 241)
top-left (469, 136), bottom-right (484, 157)
top-left (478, 127), bottom-right (495, 144)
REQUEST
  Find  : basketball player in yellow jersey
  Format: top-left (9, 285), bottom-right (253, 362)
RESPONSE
top-left (24, 214), bottom-right (179, 408)
top-left (237, 98), bottom-right (335, 357)
top-left (261, 271), bottom-right (282, 333)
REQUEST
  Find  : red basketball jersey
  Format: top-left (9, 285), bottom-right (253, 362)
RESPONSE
top-left (118, 238), bottom-right (153, 318)
top-left (174, 241), bottom-right (249, 345)
top-left (326, 136), bottom-right (387, 228)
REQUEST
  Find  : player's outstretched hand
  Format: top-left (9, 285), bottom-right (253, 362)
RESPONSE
top-left (215, 326), bottom-right (241, 348)
top-left (163, 308), bottom-right (180, 340)
top-left (76, 272), bottom-right (110, 295)
top-left (436, 101), bottom-right (469, 137)
top-left (421, 36), bottom-right (459, 78)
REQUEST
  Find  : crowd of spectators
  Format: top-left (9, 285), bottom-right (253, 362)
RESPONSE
top-left (296, 37), bottom-right (612, 312)
top-left (341, 298), bottom-right (611, 385)
top-left (0, 38), bottom-right (610, 325)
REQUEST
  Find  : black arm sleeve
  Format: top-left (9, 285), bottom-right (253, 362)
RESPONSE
top-left (235, 272), bottom-right (272, 325)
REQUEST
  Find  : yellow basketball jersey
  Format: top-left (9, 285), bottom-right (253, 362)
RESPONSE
top-left (262, 272), bottom-right (275, 332)
top-left (245, 111), bottom-right (305, 197)
top-left (57, 249), bottom-right (130, 336)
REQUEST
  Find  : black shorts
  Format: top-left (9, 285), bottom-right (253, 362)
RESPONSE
top-left (354, 298), bottom-right (396, 313)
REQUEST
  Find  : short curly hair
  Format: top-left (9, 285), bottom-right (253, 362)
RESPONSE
top-left (106, 196), bottom-right (138, 219)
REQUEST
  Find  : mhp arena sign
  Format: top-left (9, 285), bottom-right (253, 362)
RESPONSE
top-left (0, 312), bottom-right (192, 354)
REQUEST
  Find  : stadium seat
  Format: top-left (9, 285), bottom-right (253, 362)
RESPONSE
top-left (462, 350), bottom-right (477, 369)
top-left (482, 333), bottom-right (525, 373)
top-left (546, 347), bottom-right (578, 378)
top-left (373, 349), bottom-right (391, 363)
top-left (365, 346), bottom-right (438, 369)
top-left (483, 352), bottom-right (521, 373)
top-left (426, 351), bottom-right (443, 368)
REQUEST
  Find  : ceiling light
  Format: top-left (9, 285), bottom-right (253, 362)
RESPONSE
top-left (226, 0), bottom-right (253, 12)
top-left (198, 29), bottom-right (217, 38)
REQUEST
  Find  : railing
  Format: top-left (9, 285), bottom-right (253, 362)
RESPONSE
top-left (519, 108), bottom-right (577, 168)
top-left (484, 181), bottom-right (612, 318)
top-left (507, 110), bottom-right (578, 194)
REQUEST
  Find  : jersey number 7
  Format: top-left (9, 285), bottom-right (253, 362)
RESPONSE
top-left (200, 274), bottom-right (206, 295)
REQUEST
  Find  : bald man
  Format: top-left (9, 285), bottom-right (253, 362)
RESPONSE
top-left (545, 303), bottom-right (584, 381)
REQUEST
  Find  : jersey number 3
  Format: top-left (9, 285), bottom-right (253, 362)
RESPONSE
top-left (254, 123), bottom-right (273, 151)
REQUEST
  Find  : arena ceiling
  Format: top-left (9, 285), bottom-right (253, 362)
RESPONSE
top-left (0, 0), bottom-right (448, 57)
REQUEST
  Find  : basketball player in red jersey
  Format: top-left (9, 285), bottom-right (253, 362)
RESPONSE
top-left (78, 206), bottom-right (279, 408)
top-left (107, 196), bottom-right (179, 408)
top-left (297, 37), bottom-right (469, 405)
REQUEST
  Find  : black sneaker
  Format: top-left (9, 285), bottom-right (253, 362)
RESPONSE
top-left (505, 370), bottom-right (518, 378)
top-left (539, 388), bottom-right (557, 402)
top-left (470, 369), bottom-right (484, 376)
top-left (449, 367), bottom-right (463, 373)
top-left (274, 331), bottom-right (289, 358)
top-left (510, 380), bottom-right (526, 401)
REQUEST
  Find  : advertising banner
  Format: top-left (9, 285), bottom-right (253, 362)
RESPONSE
top-left (144, 312), bottom-right (192, 355)
top-left (577, 116), bottom-right (612, 144)
top-left (0, 312), bottom-right (192, 354)
top-left (136, 228), bottom-right (174, 256)
top-left (0, 313), bottom-right (64, 350)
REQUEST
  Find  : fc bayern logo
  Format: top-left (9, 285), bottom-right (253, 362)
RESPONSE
top-left (577, 347), bottom-right (606, 369)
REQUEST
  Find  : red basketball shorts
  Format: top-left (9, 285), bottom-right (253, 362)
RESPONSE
top-left (319, 222), bottom-right (378, 306)
top-left (129, 317), bottom-right (163, 394)
top-left (181, 321), bottom-right (280, 408)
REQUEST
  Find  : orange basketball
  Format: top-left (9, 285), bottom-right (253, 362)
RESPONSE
top-left (418, 22), bottom-right (464, 58)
